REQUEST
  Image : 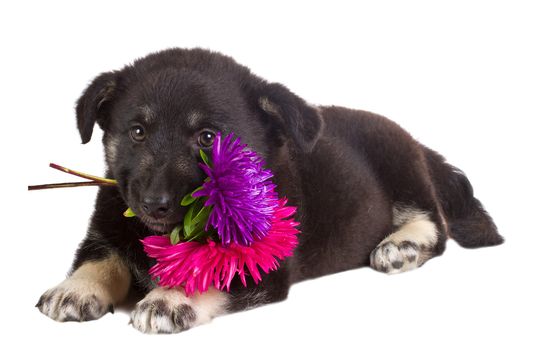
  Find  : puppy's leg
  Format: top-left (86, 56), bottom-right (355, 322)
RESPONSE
top-left (36, 253), bottom-right (131, 322)
top-left (130, 269), bottom-right (290, 334)
top-left (130, 287), bottom-right (228, 334)
top-left (370, 205), bottom-right (440, 273)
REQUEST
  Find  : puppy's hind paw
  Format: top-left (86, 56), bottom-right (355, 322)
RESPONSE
top-left (370, 241), bottom-right (422, 274)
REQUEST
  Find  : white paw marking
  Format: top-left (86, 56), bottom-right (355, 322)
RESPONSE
top-left (371, 205), bottom-right (438, 274)
top-left (36, 278), bottom-right (113, 322)
top-left (130, 287), bottom-right (228, 334)
top-left (371, 241), bottom-right (421, 273)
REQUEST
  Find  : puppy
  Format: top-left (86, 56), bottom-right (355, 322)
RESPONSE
top-left (36, 48), bottom-right (503, 333)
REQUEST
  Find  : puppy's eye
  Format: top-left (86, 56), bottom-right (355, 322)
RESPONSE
top-left (129, 125), bottom-right (146, 142)
top-left (198, 131), bottom-right (215, 148)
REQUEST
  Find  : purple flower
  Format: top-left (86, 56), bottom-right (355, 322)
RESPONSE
top-left (193, 133), bottom-right (278, 246)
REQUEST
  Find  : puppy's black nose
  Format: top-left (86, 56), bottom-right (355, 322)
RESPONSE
top-left (141, 195), bottom-right (171, 219)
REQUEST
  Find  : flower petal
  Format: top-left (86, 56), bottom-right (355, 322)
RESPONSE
top-left (142, 198), bottom-right (299, 296)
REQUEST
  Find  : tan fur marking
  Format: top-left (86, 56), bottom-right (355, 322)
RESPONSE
top-left (390, 206), bottom-right (438, 247)
top-left (186, 110), bottom-right (203, 127)
top-left (140, 105), bottom-right (155, 123)
top-left (105, 135), bottom-right (119, 164)
top-left (70, 254), bottom-right (131, 304)
top-left (259, 96), bottom-right (281, 116)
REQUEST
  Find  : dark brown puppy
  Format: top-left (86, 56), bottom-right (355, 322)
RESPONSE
top-left (36, 48), bottom-right (503, 333)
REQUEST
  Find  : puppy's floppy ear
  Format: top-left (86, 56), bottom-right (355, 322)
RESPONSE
top-left (254, 82), bottom-right (323, 153)
top-left (75, 71), bottom-right (119, 144)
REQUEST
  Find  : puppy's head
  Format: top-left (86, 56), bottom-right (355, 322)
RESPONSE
top-left (75, 48), bottom-right (322, 233)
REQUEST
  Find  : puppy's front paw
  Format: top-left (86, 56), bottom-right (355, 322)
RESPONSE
top-left (130, 288), bottom-right (197, 334)
top-left (36, 279), bottom-right (113, 322)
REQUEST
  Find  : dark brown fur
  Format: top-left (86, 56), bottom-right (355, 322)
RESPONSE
top-left (39, 48), bottom-right (503, 328)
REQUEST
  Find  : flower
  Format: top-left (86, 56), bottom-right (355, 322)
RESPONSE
top-left (142, 199), bottom-right (299, 296)
top-left (141, 133), bottom-right (300, 295)
top-left (193, 132), bottom-right (278, 246)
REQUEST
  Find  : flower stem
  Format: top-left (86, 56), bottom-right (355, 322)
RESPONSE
top-left (28, 181), bottom-right (116, 191)
top-left (27, 163), bottom-right (118, 191)
top-left (49, 163), bottom-right (117, 184)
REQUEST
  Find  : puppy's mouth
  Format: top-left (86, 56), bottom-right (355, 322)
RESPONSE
top-left (143, 220), bottom-right (181, 234)
top-left (139, 212), bottom-right (184, 234)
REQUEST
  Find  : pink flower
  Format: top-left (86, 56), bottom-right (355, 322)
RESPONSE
top-left (142, 199), bottom-right (299, 296)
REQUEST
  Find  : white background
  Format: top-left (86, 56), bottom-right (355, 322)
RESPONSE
top-left (1, 1), bottom-right (533, 349)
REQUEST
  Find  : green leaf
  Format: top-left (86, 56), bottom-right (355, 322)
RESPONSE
top-left (199, 149), bottom-right (210, 165)
top-left (192, 205), bottom-right (211, 226)
top-left (185, 225), bottom-right (209, 242)
top-left (180, 193), bottom-right (197, 207)
top-left (183, 205), bottom-right (194, 237)
top-left (123, 207), bottom-right (136, 217)
top-left (180, 186), bottom-right (203, 206)
top-left (170, 225), bottom-right (182, 245)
